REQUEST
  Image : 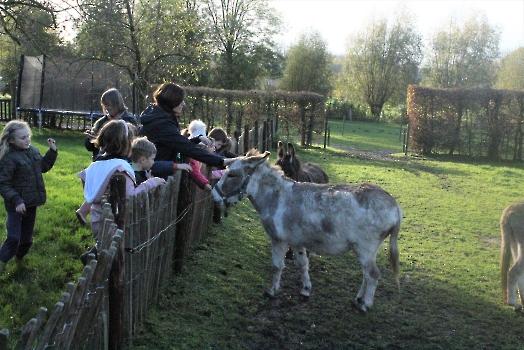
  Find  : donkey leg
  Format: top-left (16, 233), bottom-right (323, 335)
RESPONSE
top-left (517, 273), bottom-right (524, 309)
top-left (508, 257), bottom-right (524, 311)
top-left (355, 256), bottom-right (380, 312)
top-left (265, 241), bottom-right (288, 297)
top-left (293, 246), bottom-right (312, 297)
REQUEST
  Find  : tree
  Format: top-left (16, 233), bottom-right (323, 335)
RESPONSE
top-left (200, 0), bottom-right (283, 132)
top-left (279, 30), bottom-right (333, 96)
top-left (202, 0), bottom-right (283, 90)
top-left (71, 0), bottom-right (206, 110)
top-left (495, 47), bottom-right (524, 90)
top-left (0, 1), bottom-right (61, 96)
top-left (421, 11), bottom-right (500, 89)
top-left (340, 6), bottom-right (422, 120)
top-left (0, 0), bottom-right (56, 47)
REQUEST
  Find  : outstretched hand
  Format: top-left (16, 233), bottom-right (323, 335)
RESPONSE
top-left (223, 157), bottom-right (239, 166)
top-left (177, 163), bottom-right (192, 172)
top-left (199, 135), bottom-right (213, 147)
top-left (150, 177), bottom-right (166, 186)
top-left (47, 138), bottom-right (57, 151)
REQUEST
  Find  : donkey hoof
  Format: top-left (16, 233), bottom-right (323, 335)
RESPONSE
top-left (300, 290), bottom-right (310, 298)
top-left (353, 299), bottom-right (367, 313)
top-left (264, 290), bottom-right (276, 299)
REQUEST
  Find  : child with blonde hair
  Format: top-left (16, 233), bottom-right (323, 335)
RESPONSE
top-left (0, 120), bottom-right (57, 275)
top-left (77, 120), bottom-right (165, 265)
top-left (130, 136), bottom-right (157, 184)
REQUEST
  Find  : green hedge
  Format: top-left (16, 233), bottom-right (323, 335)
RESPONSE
top-left (179, 87), bottom-right (325, 147)
top-left (407, 85), bottom-right (524, 160)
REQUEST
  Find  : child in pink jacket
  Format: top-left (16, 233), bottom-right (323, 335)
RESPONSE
top-left (184, 120), bottom-right (226, 192)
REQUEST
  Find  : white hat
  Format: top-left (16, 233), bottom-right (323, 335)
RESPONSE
top-left (188, 120), bottom-right (206, 138)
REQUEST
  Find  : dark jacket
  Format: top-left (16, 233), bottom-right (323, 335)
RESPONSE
top-left (85, 111), bottom-right (137, 160)
top-left (138, 104), bottom-right (225, 168)
top-left (0, 145), bottom-right (57, 211)
top-left (134, 170), bottom-right (148, 185)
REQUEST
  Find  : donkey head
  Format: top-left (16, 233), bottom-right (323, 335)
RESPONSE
top-left (275, 141), bottom-right (301, 181)
top-left (212, 149), bottom-right (270, 207)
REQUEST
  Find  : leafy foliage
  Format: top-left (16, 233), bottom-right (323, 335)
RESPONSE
top-left (339, 5), bottom-right (422, 120)
top-left (279, 30), bottom-right (333, 97)
top-left (495, 47), bottom-right (524, 90)
top-left (202, 0), bottom-right (284, 90)
top-left (421, 11), bottom-right (500, 89)
top-left (73, 0), bottom-right (206, 110)
top-left (0, 1), bottom-right (61, 94)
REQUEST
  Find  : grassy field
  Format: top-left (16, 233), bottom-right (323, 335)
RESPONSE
top-left (130, 120), bottom-right (524, 349)
top-left (2, 121), bottom-right (524, 349)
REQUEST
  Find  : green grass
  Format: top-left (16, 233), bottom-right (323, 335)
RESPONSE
top-left (2, 121), bottom-right (524, 349)
top-left (130, 121), bottom-right (524, 349)
top-left (327, 119), bottom-right (406, 152)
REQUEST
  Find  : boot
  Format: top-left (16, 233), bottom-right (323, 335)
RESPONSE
top-left (0, 261), bottom-right (6, 276)
top-left (80, 246), bottom-right (98, 266)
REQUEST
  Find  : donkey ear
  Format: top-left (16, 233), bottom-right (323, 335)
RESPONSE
top-left (277, 141), bottom-right (284, 158)
top-left (287, 142), bottom-right (296, 160)
top-left (255, 151), bottom-right (271, 166)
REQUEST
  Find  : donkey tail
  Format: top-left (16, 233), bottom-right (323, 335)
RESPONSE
top-left (500, 213), bottom-right (512, 304)
top-left (389, 207), bottom-right (402, 291)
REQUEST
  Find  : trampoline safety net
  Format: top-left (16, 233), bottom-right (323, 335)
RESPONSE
top-left (18, 55), bottom-right (135, 116)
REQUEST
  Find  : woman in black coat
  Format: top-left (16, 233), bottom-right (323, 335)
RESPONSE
top-left (138, 83), bottom-right (237, 177)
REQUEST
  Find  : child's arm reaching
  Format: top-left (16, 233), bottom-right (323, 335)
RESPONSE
top-left (188, 158), bottom-right (211, 191)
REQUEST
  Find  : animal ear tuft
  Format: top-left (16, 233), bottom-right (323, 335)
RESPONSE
top-left (287, 142), bottom-right (295, 158)
top-left (277, 141), bottom-right (284, 158)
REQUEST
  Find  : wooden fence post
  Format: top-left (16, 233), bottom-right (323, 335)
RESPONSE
top-left (243, 125), bottom-right (249, 155)
top-left (109, 174), bottom-right (126, 350)
top-left (269, 119), bottom-right (274, 150)
top-left (233, 129), bottom-right (241, 155)
top-left (262, 120), bottom-right (267, 152)
top-left (174, 170), bottom-right (193, 274)
top-left (254, 120), bottom-right (259, 150)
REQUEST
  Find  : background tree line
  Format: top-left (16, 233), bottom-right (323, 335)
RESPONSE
top-left (1, 1), bottom-right (523, 134)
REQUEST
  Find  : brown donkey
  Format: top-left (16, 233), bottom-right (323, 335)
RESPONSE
top-left (500, 200), bottom-right (524, 311)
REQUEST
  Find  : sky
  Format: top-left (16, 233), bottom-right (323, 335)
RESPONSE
top-left (269, 0), bottom-right (524, 56)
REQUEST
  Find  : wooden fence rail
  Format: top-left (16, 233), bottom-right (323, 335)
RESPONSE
top-left (0, 119), bottom-right (274, 350)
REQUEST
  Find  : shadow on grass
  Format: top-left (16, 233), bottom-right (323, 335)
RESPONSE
top-left (222, 253), bottom-right (524, 350)
top-left (130, 232), bottom-right (524, 350)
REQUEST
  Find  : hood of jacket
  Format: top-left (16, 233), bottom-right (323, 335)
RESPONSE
top-left (140, 104), bottom-right (177, 127)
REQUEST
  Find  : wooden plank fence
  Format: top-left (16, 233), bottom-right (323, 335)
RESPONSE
top-left (0, 119), bottom-right (274, 350)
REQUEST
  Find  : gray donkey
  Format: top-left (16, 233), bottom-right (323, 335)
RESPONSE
top-left (212, 149), bottom-right (402, 312)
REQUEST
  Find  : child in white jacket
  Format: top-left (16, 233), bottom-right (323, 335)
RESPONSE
top-left (77, 120), bottom-right (165, 265)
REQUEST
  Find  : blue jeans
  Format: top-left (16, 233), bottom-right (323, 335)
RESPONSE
top-left (0, 207), bottom-right (37, 263)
